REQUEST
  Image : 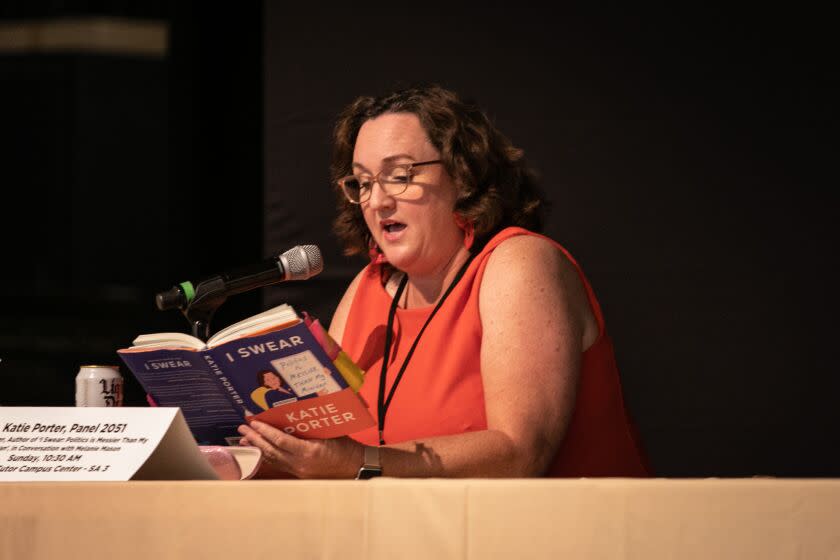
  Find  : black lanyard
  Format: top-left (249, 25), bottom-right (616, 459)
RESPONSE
top-left (377, 253), bottom-right (476, 445)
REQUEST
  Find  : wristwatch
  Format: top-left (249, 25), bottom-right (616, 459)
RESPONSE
top-left (355, 445), bottom-right (382, 479)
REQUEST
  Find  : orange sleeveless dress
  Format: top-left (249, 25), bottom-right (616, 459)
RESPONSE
top-left (341, 227), bottom-right (650, 476)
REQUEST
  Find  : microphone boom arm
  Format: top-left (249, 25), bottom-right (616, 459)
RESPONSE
top-left (153, 244), bottom-right (323, 342)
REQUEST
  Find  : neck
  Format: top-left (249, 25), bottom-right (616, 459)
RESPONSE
top-left (404, 245), bottom-right (471, 308)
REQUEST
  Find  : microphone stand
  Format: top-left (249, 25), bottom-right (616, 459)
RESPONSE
top-left (181, 278), bottom-right (228, 342)
top-left (155, 245), bottom-right (323, 341)
top-left (186, 313), bottom-right (212, 342)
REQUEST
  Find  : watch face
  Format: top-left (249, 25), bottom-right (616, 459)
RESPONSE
top-left (356, 466), bottom-right (383, 480)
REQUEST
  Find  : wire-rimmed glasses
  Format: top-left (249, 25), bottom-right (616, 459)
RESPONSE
top-left (337, 160), bottom-right (442, 204)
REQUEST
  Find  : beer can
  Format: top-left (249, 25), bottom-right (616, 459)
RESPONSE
top-left (75, 365), bottom-right (124, 407)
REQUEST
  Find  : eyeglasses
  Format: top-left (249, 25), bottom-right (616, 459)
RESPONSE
top-left (337, 160), bottom-right (443, 204)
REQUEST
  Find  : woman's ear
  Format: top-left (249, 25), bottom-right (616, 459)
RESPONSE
top-left (453, 213), bottom-right (475, 250)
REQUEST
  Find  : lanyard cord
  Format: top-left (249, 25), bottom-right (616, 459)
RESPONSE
top-left (377, 253), bottom-right (476, 445)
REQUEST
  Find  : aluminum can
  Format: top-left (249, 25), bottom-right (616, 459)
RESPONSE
top-left (75, 365), bottom-right (124, 407)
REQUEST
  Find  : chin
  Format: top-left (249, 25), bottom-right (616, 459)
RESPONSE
top-left (382, 248), bottom-right (417, 272)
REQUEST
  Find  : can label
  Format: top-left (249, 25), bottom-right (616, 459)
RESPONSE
top-left (75, 365), bottom-right (124, 407)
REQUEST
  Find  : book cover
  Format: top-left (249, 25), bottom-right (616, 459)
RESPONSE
top-left (117, 308), bottom-right (374, 445)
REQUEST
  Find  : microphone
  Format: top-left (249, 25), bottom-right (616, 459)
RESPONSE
top-left (155, 244), bottom-right (323, 311)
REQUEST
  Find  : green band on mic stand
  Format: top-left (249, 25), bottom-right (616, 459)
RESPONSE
top-left (180, 281), bottom-right (195, 304)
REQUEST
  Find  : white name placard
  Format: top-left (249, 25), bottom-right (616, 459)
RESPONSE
top-left (0, 407), bottom-right (219, 481)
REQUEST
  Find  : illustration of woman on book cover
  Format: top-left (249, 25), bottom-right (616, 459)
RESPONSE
top-left (250, 369), bottom-right (298, 411)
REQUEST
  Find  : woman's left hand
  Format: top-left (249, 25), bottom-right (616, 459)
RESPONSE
top-left (237, 421), bottom-right (364, 479)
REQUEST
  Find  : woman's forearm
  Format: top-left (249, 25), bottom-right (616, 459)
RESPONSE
top-left (378, 429), bottom-right (547, 478)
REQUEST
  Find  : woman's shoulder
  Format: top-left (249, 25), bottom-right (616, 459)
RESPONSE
top-left (481, 229), bottom-right (599, 348)
top-left (479, 226), bottom-right (565, 258)
top-left (482, 228), bottom-right (570, 277)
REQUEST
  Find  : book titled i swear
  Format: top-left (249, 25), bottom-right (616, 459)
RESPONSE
top-left (118, 304), bottom-right (374, 446)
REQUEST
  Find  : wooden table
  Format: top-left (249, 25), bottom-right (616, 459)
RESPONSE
top-left (2, 478), bottom-right (838, 559)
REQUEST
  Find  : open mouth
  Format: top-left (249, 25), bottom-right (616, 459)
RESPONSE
top-left (383, 222), bottom-right (406, 233)
top-left (381, 220), bottom-right (407, 241)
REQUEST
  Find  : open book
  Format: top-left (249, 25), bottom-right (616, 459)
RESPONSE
top-left (118, 304), bottom-right (374, 446)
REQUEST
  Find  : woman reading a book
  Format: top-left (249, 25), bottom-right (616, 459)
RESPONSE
top-left (238, 84), bottom-right (650, 478)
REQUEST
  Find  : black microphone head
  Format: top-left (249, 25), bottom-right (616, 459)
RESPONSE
top-left (279, 245), bottom-right (323, 280)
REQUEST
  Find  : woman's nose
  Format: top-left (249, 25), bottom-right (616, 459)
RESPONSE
top-left (366, 180), bottom-right (395, 210)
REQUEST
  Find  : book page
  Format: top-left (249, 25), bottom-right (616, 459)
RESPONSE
top-left (207, 304), bottom-right (299, 347)
top-left (129, 332), bottom-right (206, 350)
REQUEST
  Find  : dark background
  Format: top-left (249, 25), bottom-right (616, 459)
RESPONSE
top-left (1, 4), bottom-right (836, 477)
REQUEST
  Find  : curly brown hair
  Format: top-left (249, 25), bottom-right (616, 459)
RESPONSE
top-left (256, 369), bottom-right (283, 388)
top-left (331, 84), bottom-right (545, 258)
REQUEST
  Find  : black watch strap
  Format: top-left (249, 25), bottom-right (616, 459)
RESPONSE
top-left (355, 445), bottom-right (382, 479)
